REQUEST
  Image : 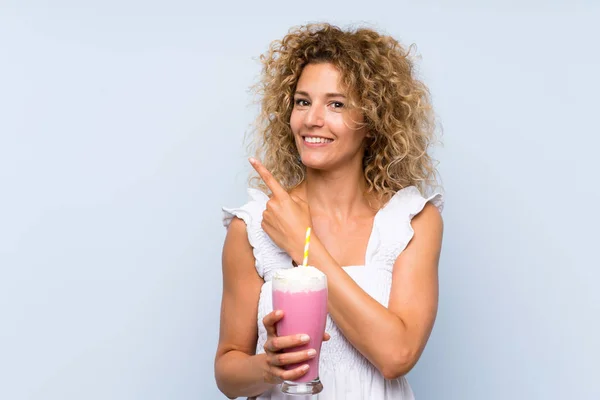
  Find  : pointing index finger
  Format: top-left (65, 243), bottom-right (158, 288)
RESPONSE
top-left (249, 158), bottom-right (288, 198)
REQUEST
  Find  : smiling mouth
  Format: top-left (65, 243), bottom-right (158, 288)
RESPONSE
top-left (303, 136), bottom-right (333, 144)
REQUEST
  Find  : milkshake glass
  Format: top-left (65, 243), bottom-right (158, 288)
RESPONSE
top-left (272, 266), bottom-right (328, 395)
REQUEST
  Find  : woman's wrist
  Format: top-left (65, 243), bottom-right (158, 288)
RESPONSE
top-left (248, 353), bottom-right (275, 395)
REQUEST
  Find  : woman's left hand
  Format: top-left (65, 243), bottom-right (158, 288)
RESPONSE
top-left (249, 158), bottom-right (312, 263)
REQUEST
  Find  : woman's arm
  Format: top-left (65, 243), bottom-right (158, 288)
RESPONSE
top-left (306, 203), bottom-right (443, 379)
top-left (215, 217), bottom-right (317, 398)
top-left (214, 217), bottom-right (273, 398)
top-left (248, 158), bottom-right (443, 380)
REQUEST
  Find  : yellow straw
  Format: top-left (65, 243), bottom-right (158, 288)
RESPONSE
top-left (302, 227), bottom-right (311, 267)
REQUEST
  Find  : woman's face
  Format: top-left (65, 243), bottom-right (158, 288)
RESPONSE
top-left (290, 63), bottom-right (368, 172)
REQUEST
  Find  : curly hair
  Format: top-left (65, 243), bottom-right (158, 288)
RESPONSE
top-left (247, 22), bottom-right (441, 201)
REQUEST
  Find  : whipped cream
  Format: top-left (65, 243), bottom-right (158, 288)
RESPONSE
top-left (272, 266), bottom-right (327, 293)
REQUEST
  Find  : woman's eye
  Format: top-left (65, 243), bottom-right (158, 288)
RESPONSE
top-left (295, 99), bottom-right (310, 107)
top-left (331, 101), bottom-right (344, 109)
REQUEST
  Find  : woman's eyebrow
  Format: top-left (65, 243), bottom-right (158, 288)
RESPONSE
top-left (294, 90), bottom-right (347, 98)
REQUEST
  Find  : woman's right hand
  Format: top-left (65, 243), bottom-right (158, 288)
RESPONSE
top-left (261, 310), bottom-right (317, 384)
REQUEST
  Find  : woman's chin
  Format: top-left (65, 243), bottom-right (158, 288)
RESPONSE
top-left (300, 157), bottom-right (330, 171)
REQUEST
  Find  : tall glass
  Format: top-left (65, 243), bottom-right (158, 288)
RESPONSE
top-left (272, 266), bottom-right (328, 395)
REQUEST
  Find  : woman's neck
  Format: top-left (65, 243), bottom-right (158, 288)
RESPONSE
top-left (294, 165), bottom-right (377, 221)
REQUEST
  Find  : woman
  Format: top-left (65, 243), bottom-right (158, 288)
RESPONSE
top-left (215, 23), bottom-right (444, 399)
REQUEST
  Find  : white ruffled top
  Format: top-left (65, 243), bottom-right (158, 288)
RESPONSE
top-left (223, 186), bottom-right (444, 400)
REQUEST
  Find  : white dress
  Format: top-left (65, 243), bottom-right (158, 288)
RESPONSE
top-left (222, 186), bottom-right (444, 400)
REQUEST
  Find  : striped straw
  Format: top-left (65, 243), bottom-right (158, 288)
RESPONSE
top-left (302, 227), bottom-right (311, 267)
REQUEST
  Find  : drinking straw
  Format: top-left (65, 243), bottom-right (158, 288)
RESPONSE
top-left (302, 227), bottom-right (311, 267)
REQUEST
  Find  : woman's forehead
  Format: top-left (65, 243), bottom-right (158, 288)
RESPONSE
top-left (296, 63), bottom-right (349, 96)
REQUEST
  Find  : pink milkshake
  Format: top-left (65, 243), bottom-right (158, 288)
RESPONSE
top-left (272, 266), bottom-right (328, 395)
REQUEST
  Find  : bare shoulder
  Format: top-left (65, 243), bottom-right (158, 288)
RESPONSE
top-left (224, 217), bottom-right (251, 245)
top-left (222, 217), bottom-right (256, 275)
top-left (411, 202), bottom-right (443, 240)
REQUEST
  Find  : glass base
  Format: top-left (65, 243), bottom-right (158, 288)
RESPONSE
top-left (281, 377), bottom-right (323, 395)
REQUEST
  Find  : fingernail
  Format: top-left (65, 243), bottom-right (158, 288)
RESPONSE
top-left (275, 310), bottom-right (283, 317)
top-left (302, 364), bottom-right (309, 371)
top-left (249, 157), bottom-right (256, 164)
top-left (300, 334), bottom-right (310, 342)
top-left (307, 349), bottom-right (317, 357)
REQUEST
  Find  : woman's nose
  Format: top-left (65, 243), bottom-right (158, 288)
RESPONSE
top-left (304, 104), bottom-right (325, 128)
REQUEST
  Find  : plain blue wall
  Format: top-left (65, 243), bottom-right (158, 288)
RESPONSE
top-left (1, 1), bottom-right (598, 399)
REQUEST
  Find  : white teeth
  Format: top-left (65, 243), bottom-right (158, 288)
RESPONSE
top-left (304, 137), bottom-right (333, 144)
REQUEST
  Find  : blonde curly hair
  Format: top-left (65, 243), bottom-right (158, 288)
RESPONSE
top-left (248, 23), bottom-right (441, 201)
